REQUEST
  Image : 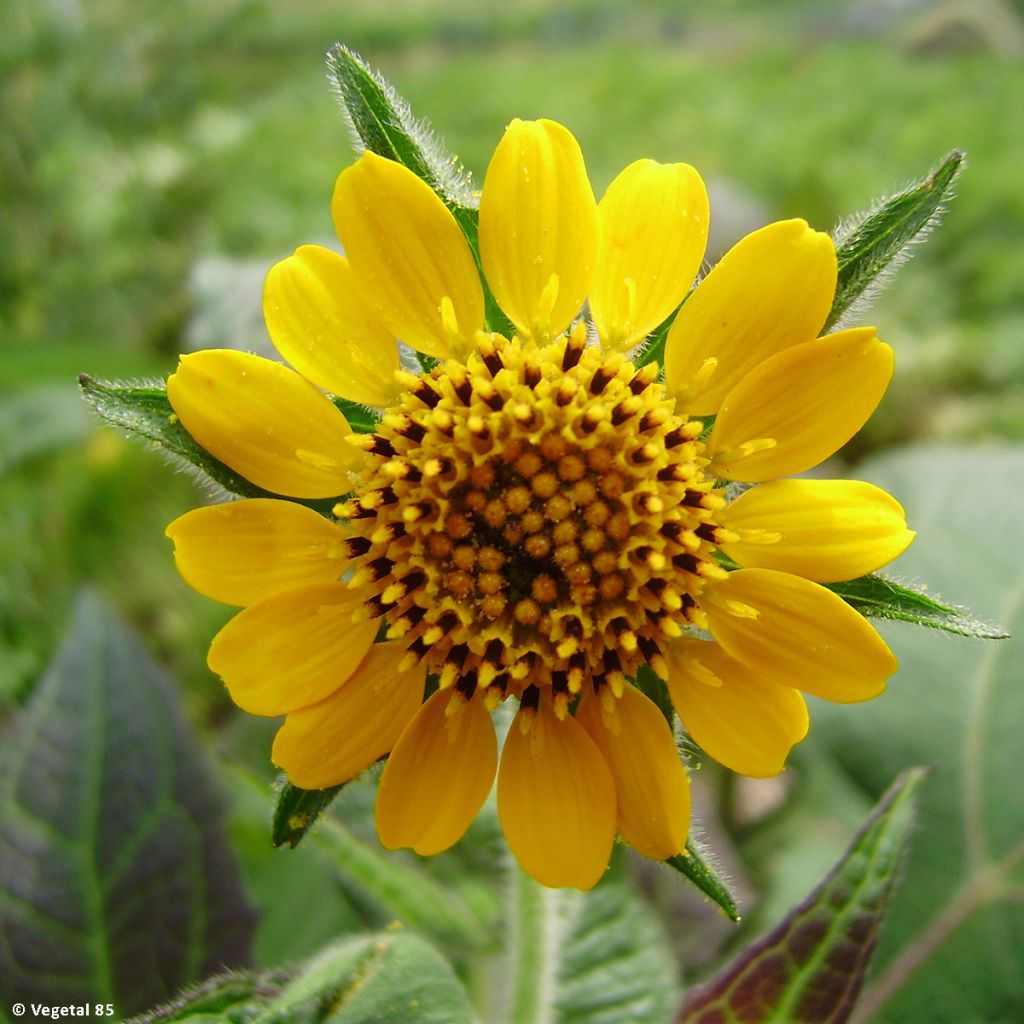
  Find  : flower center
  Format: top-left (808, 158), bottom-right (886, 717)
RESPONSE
top-left (341, 327), bottom-right (726, 714)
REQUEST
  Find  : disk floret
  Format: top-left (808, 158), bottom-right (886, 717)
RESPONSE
top-left (340, 326), bottom-right (727, 713)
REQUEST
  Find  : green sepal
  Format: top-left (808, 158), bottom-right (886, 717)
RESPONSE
top-left (714, 549), bottom-right (1006, 640)
top-left (331, 395), bottom-right (377, 433)
top-left (325, 45), bottom-right (513, 336)
top-left (272, 776), bottom-right (347, 848)
top-left (79, 375), bottom-right (347, 516)
top-left (633, 663), bottom-right (675, 727)
top-left (665, 839), bottom-right (741, 923)
top-left (825, 150), bottom-right (964, 331)
top-left (325, 43), bottom-right (474, 214)
top-left (272, 776), bottom-right (490, 948)
top-left (826, 572), bottom-right (1008, 639)
top-left (636, 302), bottom-right (679, 370)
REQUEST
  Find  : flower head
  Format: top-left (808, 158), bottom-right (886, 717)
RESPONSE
top-left (166, 118), bottom-right (913, 889)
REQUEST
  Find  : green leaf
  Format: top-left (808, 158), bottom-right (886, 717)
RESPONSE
top-left (556, 866), bottom-right (683, 1024)
top-left (677, 767), bottom-right (927, 1024)
top-left (278, 933), bottom-right (474, 1024)
top-left (272, 777), bottom-right (346, 849)
top-left (666, 840), bottom-right (741, 924)
top-left (270, 775), bottom-right (489, 948)
top-left (309, 817), bottom-right (491, 949)
top-left (228, 767), bottom-right (365, 968)
top-left (78, 375), bottom-right (346, 514)
top-left (325, 45), bottom-right (474, 215)
top-left (810, 446), bottom-right (1024, 1024)
top-left (325, 45), bottom-right (512, 336)
top-left (79, 374), bottom-right (271, 496)
top-left (633, 663), bottom-right (675, 727)
top-left (0, 591), bottom-right (254, 1017)
top-left (125, 933), bottom-right (474, 1024)
top-left (826, 572), bottom-right (1008, 639)
top-left (636, 306), bottom-right (677, 370)
top-left (331, 396), bottom-right (377, 434)
top-left (631, 670), bottom-right (740, 922)
top-left (123, 970), bottom-right (290, 1024)
top-left (825, 151), bottom-right (963, 331)
top-left (504, 856), bottom-right (681, 1024)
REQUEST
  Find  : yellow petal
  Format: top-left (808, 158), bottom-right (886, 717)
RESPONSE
top-left (701, 568), bottom-right (897, 703)
top-left (375, 688), bottom-right (497, 855)
top-left (666, 639), bottom-right (809, 777)
top-left (272, 642), bottom-right (425, 790)
top-left (707, 328), bottom-right (894, 481)
top-left (208, 583), bottom-right (377, 716)
top-left (479, 118), bottom-right (598, 340)
top-left (718, 479), bottom-right (915, 582)
top-left (166, 498), bottom-right (349, 607)
top-left (590, 159), bottom-right (709, 351)
top-left (167, 349), bottom-right (360, 499)
top-left (497, 699), bottom-right (616, 890)
top-left (331, 152), bottom-right (483, 360)
top-left (664, 220), bottom-right (837, 414)
top-left (576, 686), bottom-right (690, 859)
top-left (263, 245), bottom-right (401, 407)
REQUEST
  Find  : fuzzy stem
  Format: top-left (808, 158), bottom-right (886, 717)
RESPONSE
top-left (503, 863), bottom-right (563, 1024)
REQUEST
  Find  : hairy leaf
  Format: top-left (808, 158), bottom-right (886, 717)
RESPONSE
top-left (827, 572), bottom-right (1008, 639)
top-left (557, 869), bottom-right (683, 1024)
top-left (636, 305), bottom-right (678, 370)
top-left (666, 841), bottom-right (741, 924)
top-left (825, 151), bottom-right (963, 331)
top-left (326, 45), bottom-right (512, 335)
top-left (124, 933), bottom-right (474, 1024)
top-left (633, 663), bottom-right (675, 726)
top-left (272, 777), bottom-right (346, 849)
top-left (325, 44), bottom-right (474, 214)
top-left (0, 592), bottom-right (254, 1017)
top-left (270, 775), bottom-right (489, 948)
top-left (122, 971), bottom-right (290, 1023)
top-left (310, 817), bottom-right (491, 948)
top-left (79, 376), bottom-right (346, 514)
top-left (630, 667), bottom-right (741, 922)
top-left (677, 768), bottom-right (926, 1024)
top-left (331, 396), bottom-right (377, 434)
top-left (502, 857), bottom-right (681, 1024)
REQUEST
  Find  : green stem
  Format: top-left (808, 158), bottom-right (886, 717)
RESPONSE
top-left (504, 862), bottom-right (563, 1024)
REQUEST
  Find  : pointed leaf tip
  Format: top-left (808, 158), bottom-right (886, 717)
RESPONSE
top-left (666, 840), bottom-right (741, 923)
top-left (324, 45), bottom-right (512, 336)
top-left (826, 150), bottom-right (964, 331)
top-left (271, 776), bottom-right (347, 848)
top-left (676, 767), bottom-right (928, 1024)
top-left (828, 572), bottom-right (1009, 639)
top-left (79, 376), bottom-right (345, 515)
top-left (325, 43), bottom-right (473, 211)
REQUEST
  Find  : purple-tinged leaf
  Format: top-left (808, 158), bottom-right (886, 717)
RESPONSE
top-left (676, 767), bottom-right (927, 1024)
top-left (0, 591), bottom-right (255, 1018)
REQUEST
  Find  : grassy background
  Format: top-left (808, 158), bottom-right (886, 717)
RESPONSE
top-left (2, 0), bottom-right (1023, 1012)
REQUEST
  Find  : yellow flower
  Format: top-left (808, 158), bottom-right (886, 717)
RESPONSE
top-left (165, 119), bottom-right (914, 890)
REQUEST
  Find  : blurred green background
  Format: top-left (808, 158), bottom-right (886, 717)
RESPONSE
top-left (2, 0), bottom-right (1022, 1020)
